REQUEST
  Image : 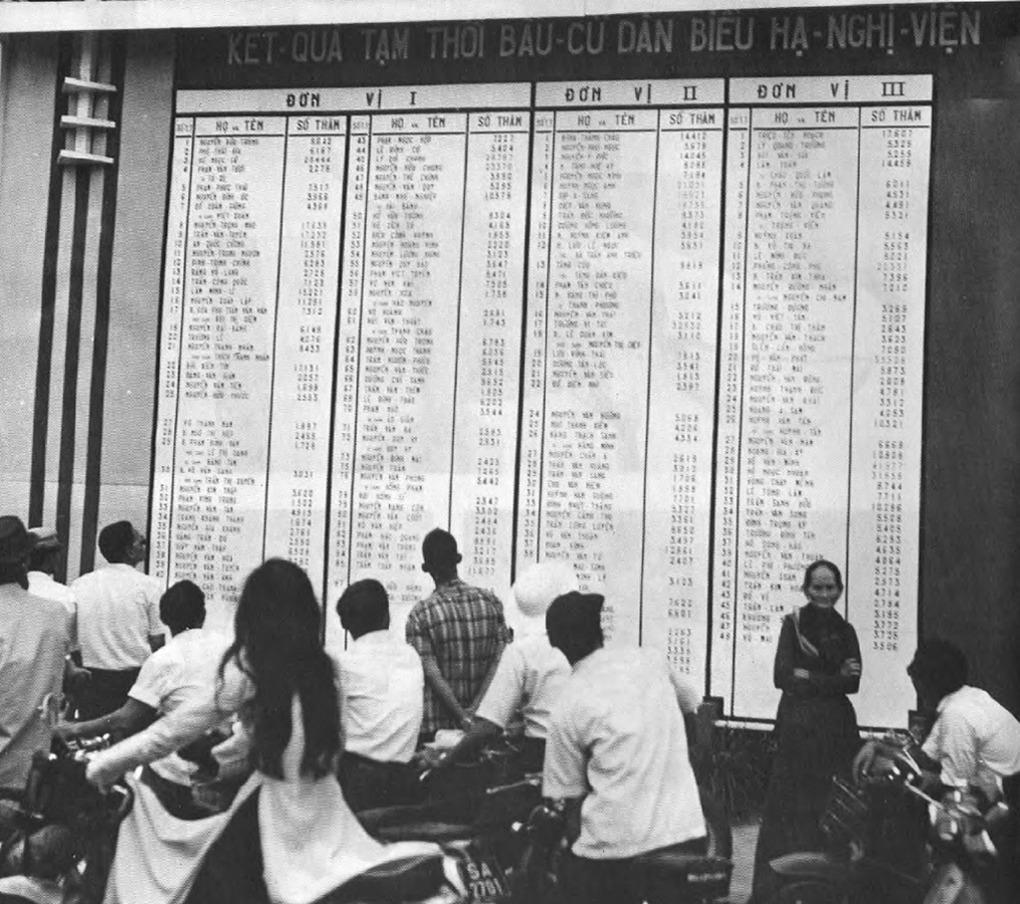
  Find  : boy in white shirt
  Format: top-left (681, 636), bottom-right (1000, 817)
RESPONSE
top-left (334, 578), bottom-right (424, 811)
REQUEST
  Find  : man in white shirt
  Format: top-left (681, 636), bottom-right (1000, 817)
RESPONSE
top-left (855, 639), bottom-right (1020, 901)
top-left (70, 521), bottom-right (165, 719)
top-left (58, 578), bottom-right (228, 815)
top-left (26, 526), bottom-right (82, 662)
top-left (59, 580), bottom-right (235, 904)
top-left (855, 639), bottom-right (1020, 795)
top-left (910, 641), bottom-right (1020, 794)
top-left (334, 578), bottom-right (424, 811)
top-left (542, 591), bottom-right (706, 904)
top-left (0, 516), bottom-right (72, 788)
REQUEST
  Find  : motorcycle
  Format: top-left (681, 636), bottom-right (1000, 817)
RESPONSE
top-left (921, 786), bottom-right (1011, 904)
top-left (312, 852), bottom-right (470, 904)
top-left (0, 734), bottom-right (133, 904)
top-left (764, 740), bottom-right (1011, 904)
top-left (512, 782), bottom-right (733, 904)
top-left (358, 735), bottom-right (733, 904)
top-left (357, 741), bottom-right (543, 903)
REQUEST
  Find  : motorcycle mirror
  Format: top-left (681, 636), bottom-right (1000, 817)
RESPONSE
top-left (983, 801), bottom-right (1011, 830)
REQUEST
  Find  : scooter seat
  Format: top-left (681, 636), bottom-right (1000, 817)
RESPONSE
top-left (314, 853), bottom-right (445, 903)
top-left (374, 820), bottom-right (475, 843)
top-left (768, 851), bottom-right (850, 884)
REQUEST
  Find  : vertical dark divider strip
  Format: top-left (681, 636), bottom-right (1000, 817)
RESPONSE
top-left (80, 36), bottom-right (127, 576)
top-left (510, 85), bottom-right (537, 582)
top-left (320, 119), bottom-right (353, 643)
top-left (706, 93), bottom-right (731, 699)
top-left (29, 35), bottom-right (74, 530)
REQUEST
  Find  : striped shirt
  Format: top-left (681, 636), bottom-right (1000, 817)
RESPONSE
top-left (406, 578), bottom-right (509, 736)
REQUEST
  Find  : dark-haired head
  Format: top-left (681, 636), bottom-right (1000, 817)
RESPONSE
top-left (160, 580), bottom-right (206, 635)
top-left (220, 558), bottom-right (339, 780)
top-left (27, 527), bottom-right (62, 576)
top-left (546, 591), bottom-right (604, 665)
top-left (907, 639), bottom-right (968, 709)
top-left (802, 559), bottom-right (844, 593)
top-left (0, 516), bottom-right (32, 589)
top-left (421, 528), bottom-right (461, 580)
top-left (98, 521), bottom-right (143, 565)
top-left (336, 578), bottom-right (389, 640)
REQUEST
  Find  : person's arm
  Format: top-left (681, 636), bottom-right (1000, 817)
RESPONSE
top-left (469, 659), bottom-right (502, 714)
top-left (853, 738), bottom-right (943, 791)
top-left (561, 796), bottom-right (584, 845)
top-left (420, 655), bottom-right (472, 729)
top-left (799, 624), bottom-right (861, 695)
top-left (543, 742), bottom-right (587, 847)
top-left (67, 595), bottom-right (81, 657)
top-left (541, 699), bottom-right (588, 849)
top-left (473, 644), bottom-right (524, 731)
top-left (773, 615), bottom-right (800, 691)
top-left (211, 719), bottom-right (253, 781)
top-left (795, 666), bottom-right (860, 695)
top-left (57, 697), bottom-right (156, 742)
top-left (421, 716), bottom-right (502, 772)
top-left (62, 656), bottom-right (90, 693)
top-left (668, 666), bottom-right (701, 716)
top-left (145, 582), bottom-right (166, 652)
top-left (921, 709), bottom-right (977, 790)
top-left (468, 603), bottom-right (510, 712)
top-left (58, 601), bottom-right (89, 695)
top-left (406, 607), bottom-right (473, 729)
top-left (86, 663), bottom-right (249, 789)
top-left (776, 616), bottom-right (861, 696)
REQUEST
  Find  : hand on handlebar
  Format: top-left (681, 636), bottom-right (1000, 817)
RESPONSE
top-left (414, 747), bottom-right (449, 773)
top-left (84, 755), bottom-right (123, 793)
top-left (854, 738), bottom-right (929, 790)
top-left (853, 740), bottom-right (881, 785)
top-left (53, 720), bottom-right (81, 743)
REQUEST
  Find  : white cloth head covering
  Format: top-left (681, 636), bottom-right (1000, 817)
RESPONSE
top-left (512, 561), bottom-right (579, 620)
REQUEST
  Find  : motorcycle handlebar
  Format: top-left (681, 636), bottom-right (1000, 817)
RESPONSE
top-left (485, 774), bottom-right (543, 796)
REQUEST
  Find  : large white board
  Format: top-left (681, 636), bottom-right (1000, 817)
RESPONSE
top-left (151, 75), bottom-right (929, 726)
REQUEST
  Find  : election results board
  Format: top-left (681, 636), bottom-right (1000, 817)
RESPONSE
top-left (149, 9), bottom-right (956, 725)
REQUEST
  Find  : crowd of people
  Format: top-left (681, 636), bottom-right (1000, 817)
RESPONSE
top-left (0, 511), bottom-right (1018, 904)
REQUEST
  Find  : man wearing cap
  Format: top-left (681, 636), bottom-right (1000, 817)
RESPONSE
top-left (405, 528), bottom-right (509, 740)
top-left (70, 520), bottom-right (165, 720)
top-left (0, 516), bottom-right (73, 787)
top-left (421, 560), bottom-right (575, 775)
top-left (542, 590), bottom-right (706, 904)
top-left (26, 526), bottom-right (81, 661)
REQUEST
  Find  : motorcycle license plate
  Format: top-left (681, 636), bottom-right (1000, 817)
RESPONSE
top-left (458, 851), bottom-right (510, 902)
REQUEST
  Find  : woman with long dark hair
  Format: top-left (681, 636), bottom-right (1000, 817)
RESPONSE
top-left (218, 557), bottom-right (340, 783)
top-left (87, 558), bottom-right (436, 904)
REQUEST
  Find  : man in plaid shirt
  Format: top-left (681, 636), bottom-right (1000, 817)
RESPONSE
top-left (406, 528), bottom-right (509, 740)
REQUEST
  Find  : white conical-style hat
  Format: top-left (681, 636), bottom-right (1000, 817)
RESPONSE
top-left (513, 561), bottom-right (579, 620)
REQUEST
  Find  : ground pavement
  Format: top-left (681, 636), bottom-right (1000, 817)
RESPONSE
top-left (730, 816), bottom-right (760, 904)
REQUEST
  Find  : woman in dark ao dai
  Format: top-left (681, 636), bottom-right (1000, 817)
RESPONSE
top-left (751, 559), bottom-right (862, 899)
